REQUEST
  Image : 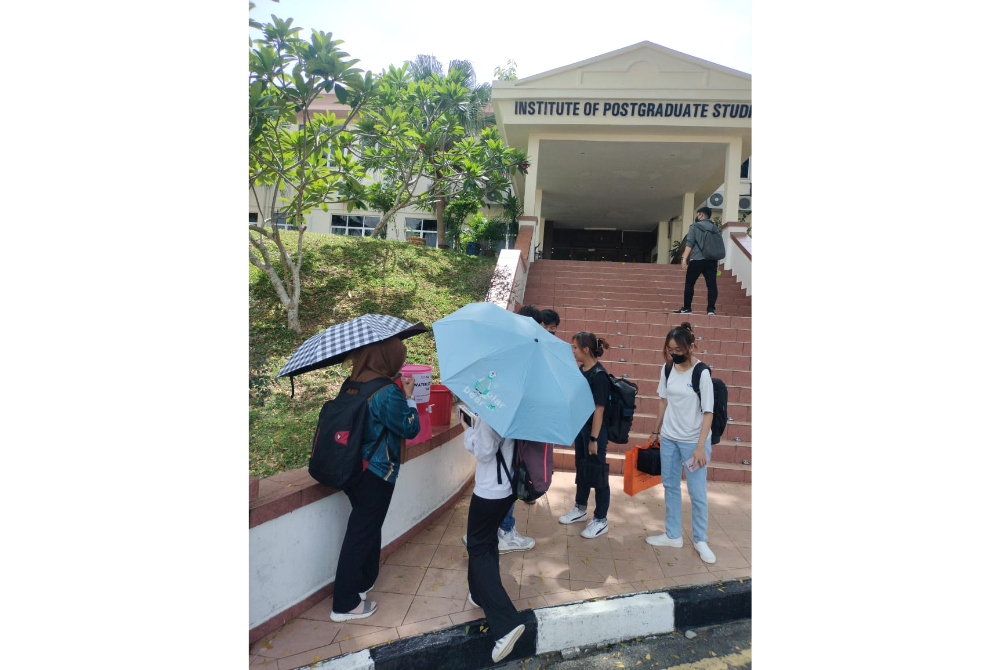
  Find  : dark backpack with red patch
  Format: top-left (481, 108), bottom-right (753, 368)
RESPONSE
top-left (308, 377), bottom-right (393, 489)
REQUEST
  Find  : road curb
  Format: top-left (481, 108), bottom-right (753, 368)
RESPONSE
top-left (303, 578), bottom-right (750, 670)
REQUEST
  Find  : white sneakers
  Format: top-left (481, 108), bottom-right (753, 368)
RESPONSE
top-left (498, 527), bottom-right (535, 552)
top-left (646, 533), bottom-right (683, 547)
top-left (330, 600), bottom-right (377, 622)
top-left (558, 505), bottom-right (588, 524)
top-left (469, 593), bottom-right (525, 663)
top-left (492, 623), bottom-right (526, 663)
top-left (463, 529), bottom-right (536, 553)
top-left (580, 518), bottom-right (608, 539)
top-left (694, 541), bottom-right (716, 564)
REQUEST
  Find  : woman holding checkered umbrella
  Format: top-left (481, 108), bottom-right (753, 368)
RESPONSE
top-left (277, 315), bottom-right (427, 622)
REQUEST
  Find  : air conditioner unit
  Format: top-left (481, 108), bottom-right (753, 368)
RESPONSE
top-left (738, 196), bottom-right (752, 211)
top-left (707, 191), bottom-right (724, 208)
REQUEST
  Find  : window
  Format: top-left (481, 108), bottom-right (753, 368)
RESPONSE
top-left (331, 214), bottom-right (378, 237)
top-left (740, 158), bottom-right (751, 180)
top-left (249, 213), bottom-right (258, 224)
top-left (405, 218), bottom-right (438, 248)
top-left (273, 214), bottom-right (297, 231)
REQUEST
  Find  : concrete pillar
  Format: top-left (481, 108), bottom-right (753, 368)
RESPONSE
top-left (681, 192), bottom-right (696, 241)
top-left (656, 220), bottom-right (671, 264)
top-left (536, 216), bottom-right (546, 260)
top-left (527, 191), bottom-right (543, 265)
top-left (723, 138), bottom-right (743, 225)
top-left (523, 135), bottom-right (540, 217)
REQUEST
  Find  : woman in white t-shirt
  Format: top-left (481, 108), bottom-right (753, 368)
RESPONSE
top-left (644, 322), bottom-right (717, 565)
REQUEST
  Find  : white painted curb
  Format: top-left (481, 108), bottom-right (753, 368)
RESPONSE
top-left (312, 649), bottom-right (374, 670)
top-left (535, 592), bottom-right (676, 654)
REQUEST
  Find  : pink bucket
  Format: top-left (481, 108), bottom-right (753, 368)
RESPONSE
top-left (399, 364), bottom-right (433, 445)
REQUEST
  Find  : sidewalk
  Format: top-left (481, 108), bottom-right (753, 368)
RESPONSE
top-left (249, 471), bottom-right (751, 669)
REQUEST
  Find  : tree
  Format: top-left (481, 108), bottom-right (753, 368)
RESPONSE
top-left (249, 15), bottom-right (374, 334)
top-left (494, 59), bottom-right (518, 81)
top-left (352, 62), bottom-right (528, 242)
top-left (407, 56), bottom-right (494, 244)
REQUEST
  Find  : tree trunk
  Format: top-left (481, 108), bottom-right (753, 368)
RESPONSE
top-left (286, 303), bottom-right (302, 334)
top-left (435, 197), bottom-right (446, 248)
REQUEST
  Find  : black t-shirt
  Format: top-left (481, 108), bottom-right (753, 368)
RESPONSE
top-left (581, 362), bottom-right (611, 412)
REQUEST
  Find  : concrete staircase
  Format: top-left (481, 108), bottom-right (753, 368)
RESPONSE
top-left (522, 259), bottom-right (752, 483)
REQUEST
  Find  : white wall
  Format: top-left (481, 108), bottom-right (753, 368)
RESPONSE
top-left (249, 435), bottom-right (476, 630)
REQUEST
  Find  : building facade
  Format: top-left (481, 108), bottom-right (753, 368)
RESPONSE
top-left (250, 41), bottom-right (751, 263)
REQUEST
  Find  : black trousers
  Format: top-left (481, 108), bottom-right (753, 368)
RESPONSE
top-left (574, 423), bottom-right (610, 520)
top-left (683, 259), bottom-right (719, 312)
top-left (332, 469), bottom-right (396, 613)
top-left (467, 492), bottom-right (522, 641)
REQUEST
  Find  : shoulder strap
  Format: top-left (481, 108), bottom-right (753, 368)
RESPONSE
top-left (691, 362), bottom-right (710, 400)
top-left (496, 446), bottom-right (513, 486)
top-left (663, 363), bottom-right (671, 381)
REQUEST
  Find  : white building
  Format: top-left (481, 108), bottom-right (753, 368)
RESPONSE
top-left (250, 41), bottom-right (751, 262)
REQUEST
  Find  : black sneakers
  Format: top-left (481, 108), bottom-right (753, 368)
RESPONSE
top-left (673, 308), bottom-right (692, 314)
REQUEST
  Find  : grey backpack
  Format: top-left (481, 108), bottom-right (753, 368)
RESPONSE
top-left (695, 222), bottom-right (726, 261)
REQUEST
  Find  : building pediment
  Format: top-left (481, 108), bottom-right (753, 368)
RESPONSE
top-left (497, 42), bottom-right (750, 93)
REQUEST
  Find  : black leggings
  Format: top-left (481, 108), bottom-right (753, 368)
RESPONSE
top-left (467, 492), bottom-right (522, 641)
top-left (332, 469), bottom-right (396, 614)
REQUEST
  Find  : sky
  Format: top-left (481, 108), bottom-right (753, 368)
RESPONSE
top-left (249, 0), bottom-right (751, 83)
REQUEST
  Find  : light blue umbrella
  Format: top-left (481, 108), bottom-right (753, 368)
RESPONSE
top-left (432, 302), bottom-right (595, 444)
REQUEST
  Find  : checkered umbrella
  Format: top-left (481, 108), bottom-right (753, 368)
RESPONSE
top-left (276, 315), bottom-right (427, 380)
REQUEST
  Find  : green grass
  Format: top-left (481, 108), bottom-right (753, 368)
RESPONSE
top-left (250, 232), bottom-right (498, 479)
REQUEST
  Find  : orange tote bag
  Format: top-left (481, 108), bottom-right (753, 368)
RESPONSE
top-left (623, 436), bottom-right (662, 496)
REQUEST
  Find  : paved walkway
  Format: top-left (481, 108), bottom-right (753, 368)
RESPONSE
top-left (249, 472), bottom-right (751, 669)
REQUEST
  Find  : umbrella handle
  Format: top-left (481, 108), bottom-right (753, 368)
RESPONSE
top-left (290, 376), bottom-right (295, 398)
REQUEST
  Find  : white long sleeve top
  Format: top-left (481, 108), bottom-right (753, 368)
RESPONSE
top-left (462, 414), bottom-right (515, 500)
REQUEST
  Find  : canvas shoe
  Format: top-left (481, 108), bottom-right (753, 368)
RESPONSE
top-left (558, 505), bottom-right (588, 525)
top-left (498, 527), bottom-right (535, 552)
top-left (645, 533), bottom-right (684, 548)
top-left (673, 308), bottom-right (692, 314)
top-left (694, 541), bottom-right (716, 564)
top-left (707, 311), bottom-right (716, 316)
top-left (580, 517), bottom-right (608, 539)
top-left (330, 600), bottom-right (377, 622)
top-left (492, 623), bottom-right (526, 663)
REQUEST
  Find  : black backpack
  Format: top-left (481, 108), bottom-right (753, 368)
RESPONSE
top-left (664, 362), bottom-right (728, 445)
top-left (308, 377), bottom-right (394, 489)
top-left (604, 370), bottom-right (639, 444)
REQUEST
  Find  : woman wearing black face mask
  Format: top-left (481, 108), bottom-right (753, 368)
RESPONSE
top-left (645, 322), bottom-right (717, 565)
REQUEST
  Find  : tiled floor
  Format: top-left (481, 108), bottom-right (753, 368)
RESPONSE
top-left (249, 471), bottom-right (751, 669)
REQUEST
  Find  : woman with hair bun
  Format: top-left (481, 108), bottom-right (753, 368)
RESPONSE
top-left (560, 331), bottom-right (613, 539)
top-left (645, 321), bottom-right (717, 565)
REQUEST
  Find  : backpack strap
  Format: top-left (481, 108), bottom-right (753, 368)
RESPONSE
top-left (691, 362), bottom-right (710, 402)
top-left (496, 445), bottom-right (513, 486)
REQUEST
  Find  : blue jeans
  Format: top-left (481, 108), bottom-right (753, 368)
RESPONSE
top-left (660, 436), bottom-right (712, 543)
top-left (499, 503), bottom-right (516, 533)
